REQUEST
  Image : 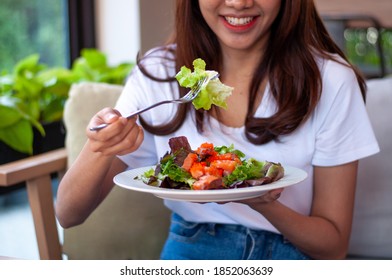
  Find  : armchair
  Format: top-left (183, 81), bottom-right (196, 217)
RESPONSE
top-left (0, 82), bottom-right (170, 260)
top-left (61, 82), bottom-right (170, 260)
top-left (0, 148), bottom-right (66, 260)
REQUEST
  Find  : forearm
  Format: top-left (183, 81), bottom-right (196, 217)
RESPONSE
top-left (252, 201), bottom-right (350, 259)
top-left (55, 141), bottom-right (119, 228)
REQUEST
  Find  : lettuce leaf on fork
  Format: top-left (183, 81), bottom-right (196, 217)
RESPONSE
top-left (175, 58), bottom-right (233, 110)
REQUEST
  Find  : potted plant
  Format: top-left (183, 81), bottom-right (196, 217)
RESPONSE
top-left (0, 49), bottom-right (133, 193)
top-left (0, 48), bottom-right (134, 157)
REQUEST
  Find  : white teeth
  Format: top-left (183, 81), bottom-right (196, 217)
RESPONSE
top-left (225, 16), bottom-right (253, 26)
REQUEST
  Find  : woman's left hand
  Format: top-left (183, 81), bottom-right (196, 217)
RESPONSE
top-left (213, 188), bottom-right (284, 205)
top-left (238, 187), bottom-right (284, 205)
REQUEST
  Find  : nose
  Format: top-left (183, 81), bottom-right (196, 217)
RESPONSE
top-left (225, 0), bottom-right (254, 9)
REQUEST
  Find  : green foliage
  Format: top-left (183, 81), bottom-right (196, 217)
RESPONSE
top-left (72, 49), bottom-right (134, 85)
top-left (0, 0), bottom-right (67, 73)
top-left (0, 49), bottom-right (134, 154)
top-left (345, 28), bottom-right (392, 75)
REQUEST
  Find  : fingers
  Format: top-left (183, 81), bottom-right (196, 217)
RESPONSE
top-left (238, 188), bottom-right (284, 205)
top-left (270, 188), bottom-right (283, 201)
top-left (101, 124), bottom-right (144, 156)
top-left (86, 108), bottom-right (144, 156)
top-left (263, 188), bottom-right (284, 203)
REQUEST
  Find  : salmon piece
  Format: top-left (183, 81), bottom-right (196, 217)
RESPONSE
top-left (192, 175), bottom-right (222, 190)
top-left (204, 166), bottom-right (223, 177)
top-left (182, 153), bottom-right (198, 171)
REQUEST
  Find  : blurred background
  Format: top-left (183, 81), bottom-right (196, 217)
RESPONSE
top-left (0, 0), bottom-right (390, 76)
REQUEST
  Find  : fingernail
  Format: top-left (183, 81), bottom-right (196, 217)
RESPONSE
top-left (108, 114), bottom-right (118, 120)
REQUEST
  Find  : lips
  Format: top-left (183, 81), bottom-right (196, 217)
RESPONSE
top-left (222, 16), bottom-right (258, 31)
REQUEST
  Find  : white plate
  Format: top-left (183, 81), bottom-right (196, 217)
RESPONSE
top-left (114, 165), bottom-right (307, 202)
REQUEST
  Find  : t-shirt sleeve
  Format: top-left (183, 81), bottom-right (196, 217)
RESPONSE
top-left (312, 63), bottom-right (380, 166)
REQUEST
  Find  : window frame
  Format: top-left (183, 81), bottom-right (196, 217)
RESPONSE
top-left (67, 0), bottom-right (96, 66)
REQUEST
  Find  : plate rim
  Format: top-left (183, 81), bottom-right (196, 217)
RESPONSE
top-left (113, 165), bottom-right (307, 202)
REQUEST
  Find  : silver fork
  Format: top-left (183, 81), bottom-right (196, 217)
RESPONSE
top-left (89, 74), bottom-right (218, 131)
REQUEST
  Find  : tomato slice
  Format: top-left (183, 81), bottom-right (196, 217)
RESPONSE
top-left (196, 142), bottom-right (217, 157)
top-left (210, 159), bottom-right (239, 174)
top-left (190, 162), bottom-right (207, 179)
top-left (209, 153), bottom-right (241, 162)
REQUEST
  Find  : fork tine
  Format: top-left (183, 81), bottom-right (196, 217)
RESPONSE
top-left (183, 76), bottom-right (208, 100)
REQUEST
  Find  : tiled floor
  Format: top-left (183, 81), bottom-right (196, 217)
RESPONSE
top-left (0, 182), bottom-right (62, 260)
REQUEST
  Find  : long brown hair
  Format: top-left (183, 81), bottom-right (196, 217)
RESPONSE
top-left (137, 0), bottom-right (366, 144)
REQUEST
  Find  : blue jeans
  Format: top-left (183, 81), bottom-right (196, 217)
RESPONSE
top-left (160, 213), bottom-right (311, 260)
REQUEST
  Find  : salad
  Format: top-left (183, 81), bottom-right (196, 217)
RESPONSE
top-left (175, 58), bottom-right (233, 110)
top-left (138, 136), bottom-right (284, 190)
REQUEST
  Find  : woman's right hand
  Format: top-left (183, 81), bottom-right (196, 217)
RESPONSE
top-left (86, 107), bottom-right (144, 157)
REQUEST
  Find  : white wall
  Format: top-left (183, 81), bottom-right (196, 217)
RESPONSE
top-left (95, 0), bottom-right (174, 65)
top-left (139, 0), bottom-right (174, 54)
top-left (95, 0), bottom-right (140, 65)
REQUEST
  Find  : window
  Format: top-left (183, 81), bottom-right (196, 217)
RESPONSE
top-left (323, 14), bottom-right (392, 79)
top-left (345, 27), bottom-right (392, 77)
top-left (67, 0), bottom-right (96, 63)
top-left (0, 0), bottom-right (96, 72)
top-left (0, 0), bottom-right (69, 72)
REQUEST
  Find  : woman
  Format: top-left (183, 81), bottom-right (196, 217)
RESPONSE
top-left (56, 0), bottom-right (379, 259)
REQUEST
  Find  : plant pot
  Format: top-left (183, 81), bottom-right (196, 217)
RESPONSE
top-left (0, 121), bottom-right (65, 195)
top-left (33, 121), bottom-right (66, 154)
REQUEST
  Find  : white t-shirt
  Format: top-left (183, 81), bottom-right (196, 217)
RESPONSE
top-left (116, 50), bottom-right (380, 233)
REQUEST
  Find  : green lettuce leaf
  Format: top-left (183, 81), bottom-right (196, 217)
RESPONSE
top-left (175, 58), bottom-right (233, 110)
top-left (223, 158), bottom-right (269, 186)
top-left (159, 154), bottom-right (195, 186)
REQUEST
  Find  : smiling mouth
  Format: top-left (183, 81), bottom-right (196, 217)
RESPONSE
top-left (224, 16), bottom-right (254, 26)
